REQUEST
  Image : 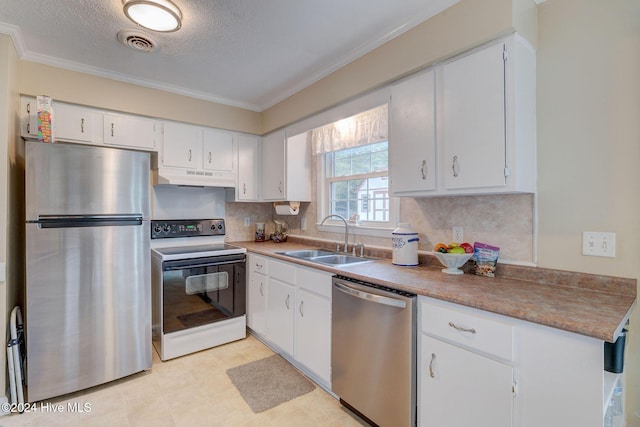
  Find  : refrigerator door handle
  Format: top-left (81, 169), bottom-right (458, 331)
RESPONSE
top-left (32, 214), bottom-right (144, 228)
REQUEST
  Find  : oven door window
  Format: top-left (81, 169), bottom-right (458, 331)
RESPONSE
top-left (162, 256), bottom-right (246, 334)
top-left (185, 272), bottom-right (228, 295)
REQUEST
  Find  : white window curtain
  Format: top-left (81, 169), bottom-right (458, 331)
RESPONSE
top-left (310, 104), bottom-right (388, 155)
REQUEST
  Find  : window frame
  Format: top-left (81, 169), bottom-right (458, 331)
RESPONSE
top-left (316, 146), bottom-right (399, 238)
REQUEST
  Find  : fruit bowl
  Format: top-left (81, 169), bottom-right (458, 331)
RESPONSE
top-left (432, 251), bottom-right (473, 275)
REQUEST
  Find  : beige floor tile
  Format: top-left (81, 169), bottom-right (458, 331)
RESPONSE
top-left (0, 334), bottom-right (365, 427)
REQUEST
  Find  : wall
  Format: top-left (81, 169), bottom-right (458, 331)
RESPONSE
top-left (0, 33), bottom-right (19, 402)
top-left (536, 0), bottom-right (640, 422)
top-left (262, 0), bottom-right (536, 133)
top-left (18, 62), bottom-right (262, 135)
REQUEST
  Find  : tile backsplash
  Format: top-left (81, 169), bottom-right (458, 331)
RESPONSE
top-left (226, 193), bottom-right (535, 265)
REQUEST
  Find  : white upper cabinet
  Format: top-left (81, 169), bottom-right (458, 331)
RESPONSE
top-left (202, 128), bottom-right (234, 172)
top-left (261, 129), bottom-right (286, 200)
top-left (159, 121), bottom-right (237, 187)
top-left (54, 103), bottom-right (100, 144)
top-left (21, 97), bottom-right (39, 139)
top-left (162, 121), bottom-right (200, 169)
top-left (437, 34), bottom-right (536, 195)
top-left (21, 97), bottom-right (100, 144)
top-left (440, 42), bottom-right (506, 190)
top-left (389, 69), bottom-right (437, 195)
top-left (236, 134), bottom-right (260, 201)
top-left (261, 130), bottom-right (311, 201)
top-left (387, 33), bottom-right (535, 197)
top-left (103, 112), bottom-right (158, 150)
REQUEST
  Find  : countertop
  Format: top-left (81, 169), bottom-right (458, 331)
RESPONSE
top-left (236, 240), bottom-right (637, 343)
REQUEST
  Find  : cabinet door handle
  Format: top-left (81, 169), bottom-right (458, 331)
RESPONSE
top-left (299, 300), bottom-right (304, 317)
top-left (27, 123), bottom-right (30, 134)
top-left (243, 183), bottom-right (247, 194)
top-left (26, 103), bottom-right (31, 114)
top-left (285, 294), bottom-right (290, 310)
top-left (429, 353), bottom-right (436, 378)
top-left (188, 149), bottom-right (192, 162)
top-left (452, 155), bottom-right (459, 177)
top-left (421, 160), bottom-right (427, 180)
top-left (278, 181), bottom-right (283, 194)
top-left (110, 123), bottom-right (115, 137)
top-left (208, 152), bottom-right (212, 164)
top-left (259, 282), bottom-right (264, 296)
top-left (80, 118), bottom-right (85, 133)
top-left (448, 321), bottom-right (476, 334)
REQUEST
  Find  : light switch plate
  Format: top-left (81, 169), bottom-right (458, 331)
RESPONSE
top-left (582, 232), bottom-right (616, 257)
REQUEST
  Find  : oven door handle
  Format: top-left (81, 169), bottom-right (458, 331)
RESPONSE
top-left (163, 258), bottom-right (246, 271)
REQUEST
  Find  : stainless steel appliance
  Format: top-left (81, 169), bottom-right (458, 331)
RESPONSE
top-left (25, 141), bottom-right (152, 402)
top-left (150, 219), bottom-right (246, 361)
top-left (332, 275), bottom-right (417, 426)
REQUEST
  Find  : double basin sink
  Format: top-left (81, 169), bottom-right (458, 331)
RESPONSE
top-left (276, 249), bottom-right (375, 267)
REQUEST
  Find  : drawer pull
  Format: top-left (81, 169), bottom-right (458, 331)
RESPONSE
top-left (255, 263), bottom-right (263, 269)
top-left (429, 353), bottom-right (436, 378)
top-left (448, 321), bottom-right (476, 334)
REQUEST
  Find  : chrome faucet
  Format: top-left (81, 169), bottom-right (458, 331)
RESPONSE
top-left (320, 214), bottom-right (349, 253)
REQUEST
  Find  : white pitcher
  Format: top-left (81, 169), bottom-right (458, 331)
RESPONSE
top-left (392, 223), bottom-right (419, 266)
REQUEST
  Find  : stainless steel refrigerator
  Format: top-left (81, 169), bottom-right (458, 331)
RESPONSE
top-left (25, 140), bottom-right (152, 402)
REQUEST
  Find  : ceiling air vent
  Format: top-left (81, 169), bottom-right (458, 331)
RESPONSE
top-left (117, 29), bottom-right (158, 53)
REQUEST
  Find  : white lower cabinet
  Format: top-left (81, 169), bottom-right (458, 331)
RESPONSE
top-left (419, 296), bottom-right (621, 427)
top-left (266, 277), bottom-right (295, 355)
top-left (419, 296), bottom-right (515, 427)
top-left (246, 256), bottom-right (267, 336)
top-left (420, 334), bottom-right (513, 427)
top-left (246, 254), bottom-right (332, 388)
top-left (295, 267), bottom-right (332, 384)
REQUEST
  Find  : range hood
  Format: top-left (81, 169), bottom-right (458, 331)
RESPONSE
top-left (153, 167), bottom-right (236, 188)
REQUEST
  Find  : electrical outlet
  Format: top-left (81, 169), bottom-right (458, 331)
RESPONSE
top-left (243, 217), bottom-right (251, 227)
top-left (452, 226), bottom-right (463, 243)
top-left (582, 232), bottom-right (616, 257)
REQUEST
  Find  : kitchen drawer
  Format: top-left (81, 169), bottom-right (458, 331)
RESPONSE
top-left (269, 259), bottom-right (297, 284)
top-left (421, 297), bottom-right (513, 361)
top-left (297, 267), bottom-right (332, 298)
top-left (249, 254), bottom-right (268, 275)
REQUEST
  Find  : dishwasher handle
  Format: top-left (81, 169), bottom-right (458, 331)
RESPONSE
top-left (333, 280), bottom-right (407, 309)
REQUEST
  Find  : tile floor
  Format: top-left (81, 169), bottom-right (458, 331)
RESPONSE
top-left (0, 335), bottom-right (366, 427)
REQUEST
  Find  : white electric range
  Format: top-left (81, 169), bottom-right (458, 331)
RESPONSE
top-left (150, 219), bottom-right (247, 360)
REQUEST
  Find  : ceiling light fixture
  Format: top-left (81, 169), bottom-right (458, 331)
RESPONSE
top-left (122, 0), bottom-right (182, 32)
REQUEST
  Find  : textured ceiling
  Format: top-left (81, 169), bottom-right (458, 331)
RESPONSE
top-left (0, 0), bottom-right (459, 111)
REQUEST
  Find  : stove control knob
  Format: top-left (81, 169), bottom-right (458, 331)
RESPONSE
top-left (153, 224), bottom-right (162, 233)
top-left (217, 224), bottom-right (223, 230)
top-left (163, 225), bottom-right (171, 233)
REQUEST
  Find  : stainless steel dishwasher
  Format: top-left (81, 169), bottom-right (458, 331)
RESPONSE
top-left (332, 275), bottom-right (416, 426)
